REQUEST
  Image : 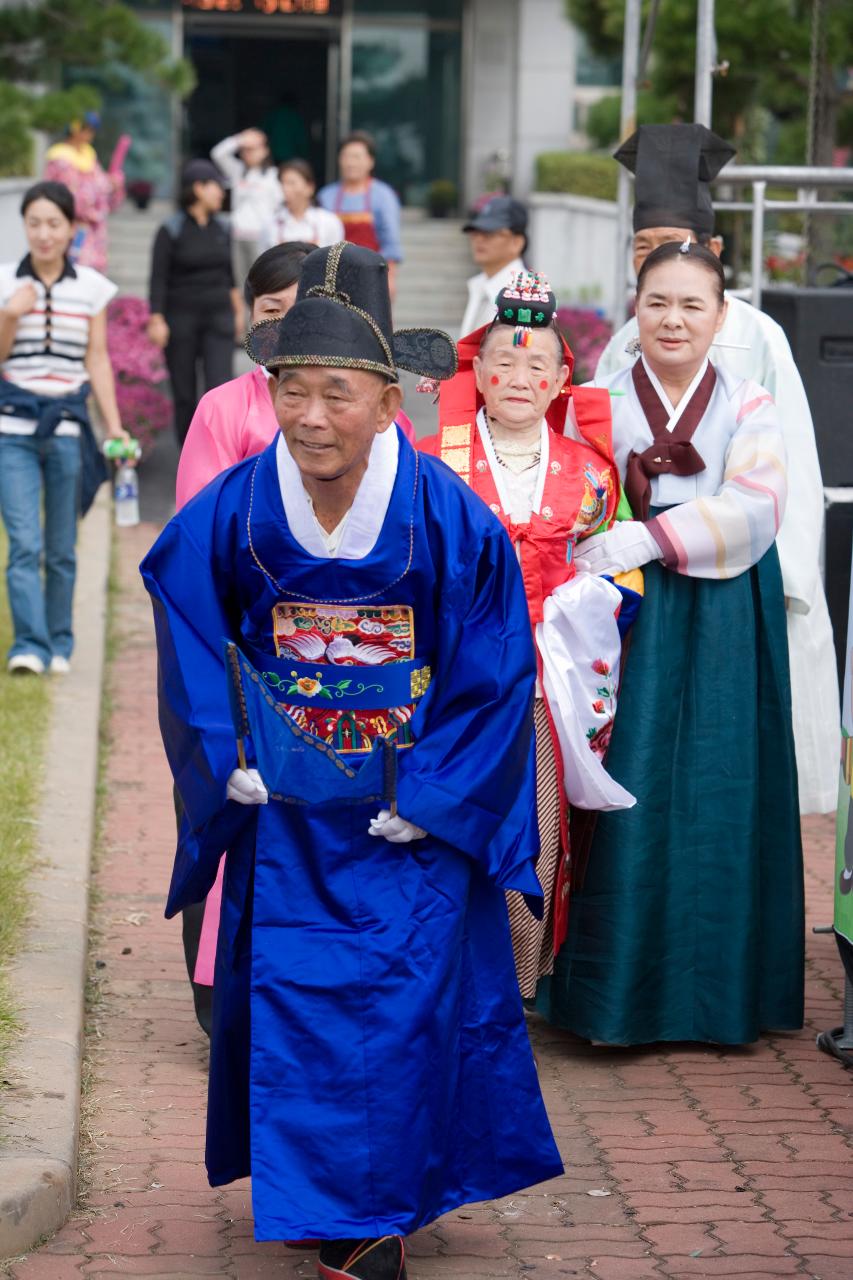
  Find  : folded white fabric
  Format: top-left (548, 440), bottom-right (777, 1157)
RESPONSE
top-left (536, 573), bottom-right (636, 812)
top-left (226, 767), bottom-right (269, 805)
top-left (368, 809), bottom-right (427, 844)
top-left (575, 520), bottom-right (661, 576)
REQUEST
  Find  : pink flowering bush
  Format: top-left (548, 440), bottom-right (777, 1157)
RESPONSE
top-left (555, 306), bottom-right (613, 384)
top-left (107, 296), bottom-right (171, 455)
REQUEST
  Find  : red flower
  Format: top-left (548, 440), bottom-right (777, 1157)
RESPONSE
top-left (591, 659), bottom-right (611, 676)
top-left (592, 699), bottom-right (605, 714)
top-left (588, 720), bottom-right (613, 758)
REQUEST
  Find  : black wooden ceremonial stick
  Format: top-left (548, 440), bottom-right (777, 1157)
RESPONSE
top-left (225, 641), bottom-right (250, 772)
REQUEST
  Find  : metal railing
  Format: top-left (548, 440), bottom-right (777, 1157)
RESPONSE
top-left (711, 165), bottom-right (853, 309)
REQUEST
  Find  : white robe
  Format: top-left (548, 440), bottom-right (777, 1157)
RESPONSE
top-left (596, 295), bottom-right (839, 813)
top-left (275, 425), bottom-right (398, 559)
top-left (460, 256), bottom-right (526, 338)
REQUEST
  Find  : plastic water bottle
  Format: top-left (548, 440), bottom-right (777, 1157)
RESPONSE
top-left (114, 464), bottom-right (139, 527)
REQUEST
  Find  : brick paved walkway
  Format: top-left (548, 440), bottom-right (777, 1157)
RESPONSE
top-left (6, 522), bottom-right (853, 1280)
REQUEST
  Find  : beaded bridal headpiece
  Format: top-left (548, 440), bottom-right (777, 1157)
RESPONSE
top-left (494, 270), bottom-right (557, 348)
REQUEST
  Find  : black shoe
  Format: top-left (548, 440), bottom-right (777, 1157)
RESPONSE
top-left (840, 870), bottom-right (853, 895)
top-left (318, 1236), bottom-right (406, 1280)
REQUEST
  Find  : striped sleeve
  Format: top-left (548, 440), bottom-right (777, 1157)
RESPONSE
top-left (646, 382), bottom-right (787, 580)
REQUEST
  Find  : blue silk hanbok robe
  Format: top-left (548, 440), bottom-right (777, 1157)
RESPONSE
top-left (140, 428), bottom-right (562, 1242)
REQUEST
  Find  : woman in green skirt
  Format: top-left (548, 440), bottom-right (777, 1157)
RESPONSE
top-left (538, 240), bottom-right (804, 1045)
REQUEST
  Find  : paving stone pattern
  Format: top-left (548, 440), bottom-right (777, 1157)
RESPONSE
top-left (6, 524), bottom-right (853, 1280)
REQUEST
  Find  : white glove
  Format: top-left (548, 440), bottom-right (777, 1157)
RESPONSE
top-left (574, 521), bottom-right (661, 576)
top-left (226, 767), bottom-right (268, 805)
top-left (368, 809), bottom-right (427, 844)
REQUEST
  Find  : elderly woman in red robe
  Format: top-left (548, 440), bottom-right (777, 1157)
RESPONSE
top-left (420, 273), bottom-right (638, 998)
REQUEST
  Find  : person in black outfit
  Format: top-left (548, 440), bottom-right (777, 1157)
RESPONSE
top-left (147, 160), bottom-right (241, 444)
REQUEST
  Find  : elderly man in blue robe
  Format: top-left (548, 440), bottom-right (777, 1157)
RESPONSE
top-left (140, 242), bottom-right (562, 1280)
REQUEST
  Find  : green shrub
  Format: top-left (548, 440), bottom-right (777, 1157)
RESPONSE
top-left (0, 82), bottom-right (36, 176)
top-left (584, 96), bottom-right (623, 152)
top-left (535, 152), bottom-right (617, 201)
top-left (0, 527), bottom-right (51, 1062)
top-left (585, 91), bottom-right (680, 151)
top-left (427, 178), bottom-right (458, 216)
top-left (0, 80), bottom-right (101, 177)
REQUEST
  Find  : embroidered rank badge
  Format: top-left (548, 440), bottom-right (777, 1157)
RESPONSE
top-left (569, 463), bottom-right (614, 536)
top-left (269, 603), bottom-right (420, 754)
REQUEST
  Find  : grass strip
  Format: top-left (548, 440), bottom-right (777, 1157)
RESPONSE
top-left (0, 527), bottom-right (51, 1067)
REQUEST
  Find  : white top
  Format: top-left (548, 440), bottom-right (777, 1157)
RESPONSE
top-left (595, 293), bottom-right (825, 611)
top-left (210, 136), bottom-right (282, 240)
top-left (0, 256), bottom-right (116, 436)
top-left (260, 205), bottom-right (345, 252)
top-left (275, 426), bottom-right (399, 560)
top-left (476, 408), bottom-right (548, 524)
top-left (460, 257), bottom-right (526, 338)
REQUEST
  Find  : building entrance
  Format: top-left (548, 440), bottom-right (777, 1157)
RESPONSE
top-left (98, 2), bottom-right (466, 206)
top-left (185, 24), bottom-right (336, 185)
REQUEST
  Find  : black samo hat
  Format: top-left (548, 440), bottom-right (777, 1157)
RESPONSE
top-left (614, 124), bottom-right (736, 236)
top-left (245, 241), bottom-right (457, 383)
top-left (462, 196), bottom-right (528, 236)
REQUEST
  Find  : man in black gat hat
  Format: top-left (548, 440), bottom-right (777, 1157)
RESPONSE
top-left (595, 122), bottom-right (838, 818)
top-left (140, 242), bottom-right (562, 1279)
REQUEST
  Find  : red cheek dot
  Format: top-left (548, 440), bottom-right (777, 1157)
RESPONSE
top-left (539, 379), bottom-right (550, 390)
top-left (490, 375), bottom-right (500, 385)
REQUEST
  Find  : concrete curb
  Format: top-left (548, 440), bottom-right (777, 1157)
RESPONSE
top-left (0, 489), bottom-right (111, 1257)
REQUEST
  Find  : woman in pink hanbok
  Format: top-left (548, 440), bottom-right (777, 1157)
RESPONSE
top-left (43, 112), bottom-right (126, 273)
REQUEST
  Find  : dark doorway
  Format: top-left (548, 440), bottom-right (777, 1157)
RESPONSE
top-left (185, 31), bottom-right (332, 185)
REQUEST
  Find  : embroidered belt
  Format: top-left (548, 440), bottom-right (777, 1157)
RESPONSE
top-left (243, 642), bottom-right (431, 710)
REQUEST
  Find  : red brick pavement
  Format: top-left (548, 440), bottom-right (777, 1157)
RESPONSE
top-left (7, 523), bottom-right (853, 1280)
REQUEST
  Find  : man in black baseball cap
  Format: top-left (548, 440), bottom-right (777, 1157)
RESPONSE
top-left (460, 195), bottom-right (528, 335)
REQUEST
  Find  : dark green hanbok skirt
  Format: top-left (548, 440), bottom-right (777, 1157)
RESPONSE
top-left (536, 539), bottom-right (805, 1045)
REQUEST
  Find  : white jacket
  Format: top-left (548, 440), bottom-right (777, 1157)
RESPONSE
top-left (460, 257), bottom-right (526, 338)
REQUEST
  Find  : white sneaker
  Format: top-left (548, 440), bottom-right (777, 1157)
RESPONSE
top-left (8, 653), bottom-right (45, 675)
top-left (49, 655), bottom-right (71, 675)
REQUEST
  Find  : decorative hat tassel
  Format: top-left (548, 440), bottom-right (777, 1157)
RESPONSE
top-left (415, 376), bottom-right (441, 402)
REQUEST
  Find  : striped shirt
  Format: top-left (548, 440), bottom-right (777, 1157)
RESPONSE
top-left (0, 256), bottom-right (116, 435)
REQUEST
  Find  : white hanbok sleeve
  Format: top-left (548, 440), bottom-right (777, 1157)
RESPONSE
top-left (645, 382), bottom-right (788, 579)
top-left (536, 575), bottom-right (636, 812)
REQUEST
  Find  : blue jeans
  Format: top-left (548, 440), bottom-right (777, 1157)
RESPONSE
top-left (0, 433), bottom-right (81, 664)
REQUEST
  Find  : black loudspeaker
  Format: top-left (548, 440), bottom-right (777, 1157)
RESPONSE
top-left (824, 494), bottom-right (853, 687)
top-left (761, 287), bottom-right (853, 487)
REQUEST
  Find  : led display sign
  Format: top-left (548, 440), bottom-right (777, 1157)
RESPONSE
top-left (181, 0), bottom-right (339, 14)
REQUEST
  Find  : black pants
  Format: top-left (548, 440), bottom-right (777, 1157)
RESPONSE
top-left (165, 307), bottom-right (234, 445)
